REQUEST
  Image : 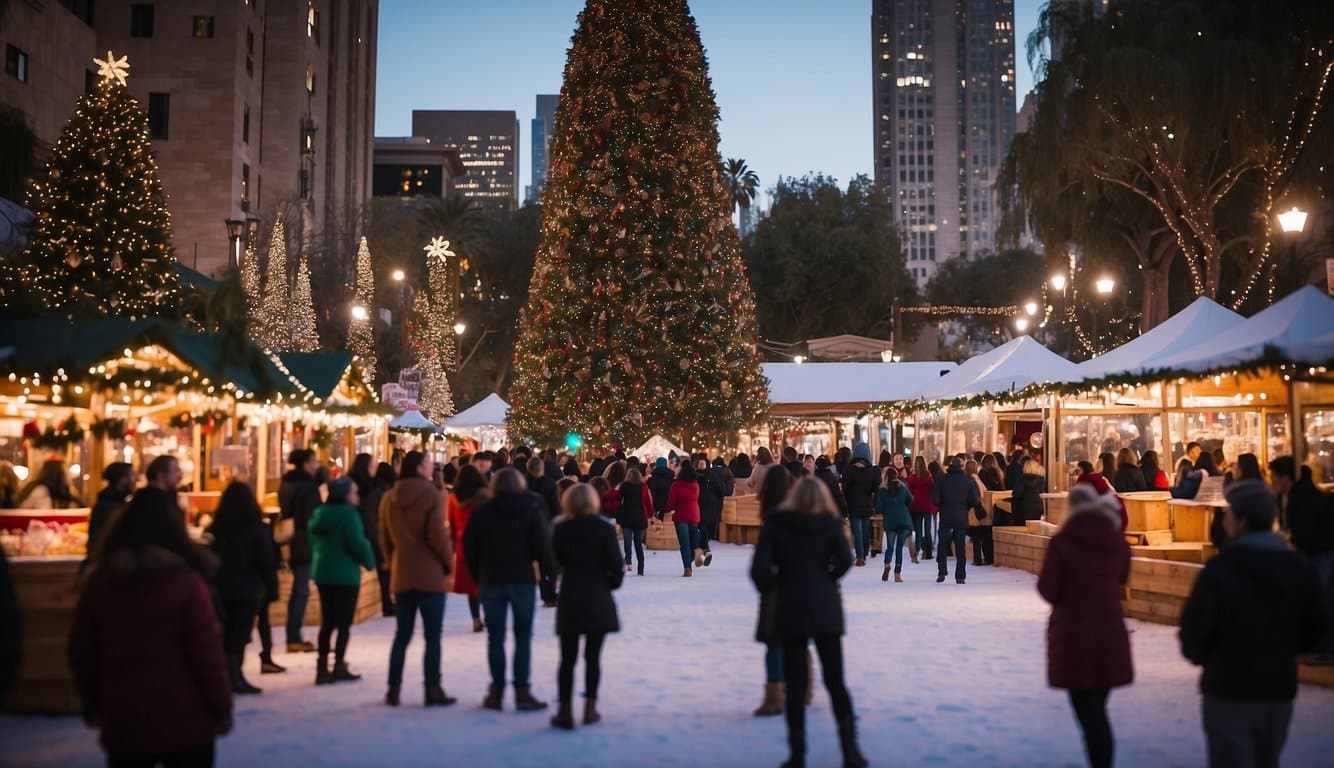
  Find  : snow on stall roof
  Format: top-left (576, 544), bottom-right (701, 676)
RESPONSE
top-left (1149, 285), bottom-right (1334, 374)
top-left (443, 393), bottom-right (510, 428)
top-left (388, 408), bottom-right (437, 431)
top-left (912, 336), bottom-right (1076, 403)
top-left (761, 361), bottom-right (956, 405)
top-left (1072, 296), bottom-right (1245, 382)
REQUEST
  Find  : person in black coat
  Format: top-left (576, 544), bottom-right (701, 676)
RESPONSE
top-left (1269, 457), bottom-right (1334, 663)
top-left (464, 468), bottom-right (558, 712)
top-left (842, 443), bottom-right (879, 566)
top-left (1010, 458), bottom-right (1047, 524)
top-left (696, 458), bottom-right (729, 566)
top-left (616, 469), bottom-right (654, 576)
top-left (932, 458), bottom-right (983, 584)
top-left (207, 482), bottom-right (279, 696)
top-left (813, 457), bottom-right (847, 518)
top-left (1112, 449), bottom-right (1147, 493)
top-left (978, 454), bottom-right (1004, 492)
top-left (279, 449), bottom-right (321, 652)
top-left (1005, 449), bottom-right (1028, 491)
top-left (85, 463), bottom-right (136, 571)
top-left (0, 549), bottom-right (18, 708)
top-left (361, 462), bottom-right (397, 618)
top-left (647, 458), bottom-right (675, 518)
top-left (548, 484), bottom-right (623, 730)
top-left (750, 477), bottom-right (866, 768)
top-left (1179, 480), bottom-right (1325, 768)
top-left (525, 457), bottom-right (561, 520)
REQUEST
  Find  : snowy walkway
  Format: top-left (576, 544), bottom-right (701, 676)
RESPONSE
top-left (3, 543), bottom-right (1333, 767)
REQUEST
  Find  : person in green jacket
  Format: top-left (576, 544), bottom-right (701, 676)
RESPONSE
top-left (876, 467), bottom-right (916, 582)
top-left (309, 476), bottom-right (376, 685)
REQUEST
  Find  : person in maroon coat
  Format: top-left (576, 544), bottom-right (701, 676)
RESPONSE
top-left (70, 486), bottom-right (232, 767)
top-left (1038, 484), bottom-right (1133, 768)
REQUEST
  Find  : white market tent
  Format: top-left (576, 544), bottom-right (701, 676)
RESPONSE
top-left (1071, 297), bottom-right (1245, 382)
top-left (632, 434), bottom-right (687, 460)
top-left (388, 408), bottom-right (437, 431)
top-left (912, 336), bottom-right (1077, 403)
top-left (443, 393), bottom-right (510, 428)
top-left (1149, 285), bottom-right (1334, 374)
top-left (761, 361), bottom-right (956, 416)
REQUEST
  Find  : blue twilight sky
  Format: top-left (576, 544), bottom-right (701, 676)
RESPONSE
top-left (375, 0), bottom-right (1043, 206)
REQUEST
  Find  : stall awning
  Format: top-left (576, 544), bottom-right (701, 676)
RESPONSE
top-left (443, 393), bottom-right (510, 428)
top-left (278, 351), bottom-right (356, 401)
top-left (633, 434), bottom-right (687, 459)
top-left (761, 362), bottom-right (956, 416)
top-left (1072, 297), bottom-right (1245, 383)
top-left (1148, 285), bottom-right (1334, 374)
top-left (389, 408), bottom-right (437, 431)
top-left (911, 336), bottom-right (1076, 404)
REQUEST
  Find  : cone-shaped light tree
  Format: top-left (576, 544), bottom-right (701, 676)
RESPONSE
top-left (411, 289), bottom-right (454, 420)
top-left (253, 216), bottom-right (291, 351)
top-left (288, 249), bottom-right (320, 352)
top-left (507, 0), bottom-right (769, 448)
top-left (348, 236), bottom-right (377, 385)
top-left (20, 51), bottom-right (179, 317)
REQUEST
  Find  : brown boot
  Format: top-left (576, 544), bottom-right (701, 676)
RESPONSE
top-left (515, 685), bottom-right (548, 712)
top-left (693, 548), bottom-right (705, 567)
top-left (895, 572), bottom-right (903, 583)
top-left (583, 697), bottom-right (601, 725)
top-left (483, 683), bottom-right (504, 711)
top-left (683, 567), bottom-right (693, 577)
top-left (550, 700), bottom-right (574, 730)
top-left (753, 682), bottom-right (784, 717)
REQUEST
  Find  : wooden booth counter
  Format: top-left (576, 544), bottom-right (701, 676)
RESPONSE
top-left (1040, 493), bottom-right (1067, 526)
top-left (1168, 499), bottom-right (1223, 545)
top-left (7, 556), bottom-right (82, 714)
top-left (721, 495), bottom-right (762, 546)
top-left (267, 564), bottom-right (383, 628)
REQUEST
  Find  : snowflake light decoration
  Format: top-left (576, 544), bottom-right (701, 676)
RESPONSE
top-left (93, 50), bottom-right (130, 87)
top-left (423, 236), bottom-right (454, 262)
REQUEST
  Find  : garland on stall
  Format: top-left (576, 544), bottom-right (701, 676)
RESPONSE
top-left (898, 305), bottom-right (1022, 318)
top-left (24, 416), bottom-right (85, 450)
top-left (89, 417), bottom-right (129, 440)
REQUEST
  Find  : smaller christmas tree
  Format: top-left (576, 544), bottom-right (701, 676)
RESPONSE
top-left (424, 236), bottom-right (457, 374)
top-left (411, 289), bottom-right (454, 420)
top-left (21, 51), bottom-right (180, 317)
top-left (347, 236), bottom-right (377, 385)
top-left (288, 249), bottom-right (320, 352)
top-left (253, 216), bottom-right (290, 351)
top-left (240, 237), bottom-right (262, 316)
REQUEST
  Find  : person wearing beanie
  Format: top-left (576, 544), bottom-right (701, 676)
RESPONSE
top-left (842, 443), bottom-right (880, 566)
top-left (647, 457), bottom-right (675, 520)
top-left (1038, 484), bottom-right (1133, 768)
top-left (1179, 479), bottom-right (1326, 768)
top-left (813, 457), bottom-right (848, 518)
top-left (308, 476), bottom-right (376, 685)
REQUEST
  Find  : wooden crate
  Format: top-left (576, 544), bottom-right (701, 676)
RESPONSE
top-left (1130, 543), bottom-right (1213, 563)
top-left (993, 528), bottom-right (1051, 575)
top-left (1169, 500), bottom-right (1221, 544)
top-left (7, 556), bottom-right (82, 714)
top-left (1041, 493), bottom-right (1068, 526)
top-left (1120, 492), bottom-right (1172, 532)
top-left (268, 566), bottom-right (383, 628)
top-left (646, 513), bottom-right (678, 550)
top-left (1125, 530), bottom-right (1175, 546)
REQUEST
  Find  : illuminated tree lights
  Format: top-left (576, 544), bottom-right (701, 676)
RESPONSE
top-left (252, 216), bottom-right (292, 352)
top-left (506, 0), bottom-right (769, 448)
top-left (19, 51), bottom-right (179, 317)
top-left (411, 289), bottom-right (454, 420)
top-left (289, 248), bottom-right (320, 352)
top-left (347, 236), bottom-right (377, 386)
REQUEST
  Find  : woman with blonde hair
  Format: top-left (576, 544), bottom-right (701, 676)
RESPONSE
top-left (549, 484), bottom-right (622, 730)
top-left (1011, 457), bottom-right (1048, 523)
top-left (750, 477), bottom-right (866, 768)
top-left (964, 460), bottom-right (994, 566)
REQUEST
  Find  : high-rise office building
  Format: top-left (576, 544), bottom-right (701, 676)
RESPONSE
top-left (1, 0), bottom-right (378, 277)
top-left (411, 110), bottom-right (519, 214)
top-left (528, 94), bottom-right (558, 204)
top-left (872, 0), bottom-right (1016, 286)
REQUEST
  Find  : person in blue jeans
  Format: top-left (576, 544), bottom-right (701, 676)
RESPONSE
top-left (876, 467), bottom-right (915, 582)
top-left (278, 449), bottom-right (321, 652)
top-left (932, 457), bottom-right (981, 584)
top-left (464, 468), bottom-right (557, 711)
top-left (380, 451), bottom-right (456, 707)
top-left (663, 462), bottom-right (701, 576)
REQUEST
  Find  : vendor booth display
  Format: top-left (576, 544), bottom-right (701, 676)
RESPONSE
top-left (441, 393), bottom-right (510, 450)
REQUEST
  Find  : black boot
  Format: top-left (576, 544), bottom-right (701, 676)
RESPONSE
top-left (780, 727), bottom-right (805, 768)
top-left (515, 685), bottom-right (548, 712)
top-left (837, 715), bottom-right (869, 768)
top-left (483, 683), bottom-right (504, 711)
top-left (550, 700), bottom-right (575, 730)
top-left (583, 697), bottom-right (601, 725)
top-left (385, 685), bottom-right (400, 707)
top-left (259, 653), bottom-right (286, 674)
top-left (229, 655), bottom-right (262, 695)
top-left (314, 655), bottom-right (333, 685)
top-left (425, 683), bottom-right (457, 707)
top-left (332, 661), bottom-right (361, 682)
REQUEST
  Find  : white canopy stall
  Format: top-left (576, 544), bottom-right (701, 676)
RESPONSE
top-left (441, 393), bottom-right (510, 451)
top-left (632, 434), bottom-right (688, 462)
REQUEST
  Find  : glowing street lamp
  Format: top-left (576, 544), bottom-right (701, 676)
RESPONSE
top-left (1015, 317), bottom-right (1030, 333)
top-left (391, 269), bottom-right (406, 282)
top-left (453, 321), bottom-right (467, 336)
top-left (1095, 277), bottom-right (1115, 295)
top-left (880, 349), bottom-right (895, 362)
top-left (1050, 273), bottom-right (1067, 292)
top-left (793, 355), bottom-right (806, 365)
top-left (1024, 301), bottom-right (1038, 316)
top-left (1277, 206), bottom-right (1308, 234)
top-left (350, 304), bottom-right (368, 321)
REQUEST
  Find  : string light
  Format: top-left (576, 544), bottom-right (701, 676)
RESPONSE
top-left (347, 237), bottom-right (377, 386)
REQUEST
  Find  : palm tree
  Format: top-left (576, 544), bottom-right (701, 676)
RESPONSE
top-left (416, 194), bottom-right (488, 275)
top-left (721, 157), bottom-right (760, 215)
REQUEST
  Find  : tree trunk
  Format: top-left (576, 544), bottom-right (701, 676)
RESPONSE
top-left (1140, 265), bottom-right (1171, 332)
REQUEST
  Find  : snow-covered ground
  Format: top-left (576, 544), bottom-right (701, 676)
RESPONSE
top-left (3, 543), bottom-right (1333, 767)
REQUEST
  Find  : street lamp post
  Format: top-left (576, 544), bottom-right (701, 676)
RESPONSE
top-left (1092, 277), bottom-right (1115, 355)
top-left (225, 219), bottom-right (245, 269)
top-left (1278, 205), bottom-right (1308, 290)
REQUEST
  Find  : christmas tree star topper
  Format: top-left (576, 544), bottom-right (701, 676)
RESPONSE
top-left (423, 236), bottom-right (454, 262)
top-left (93, 50), bottom-right (130, 87)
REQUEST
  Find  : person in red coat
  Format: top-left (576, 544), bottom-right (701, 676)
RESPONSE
top-left (1038, 484), bottom-right (1134, 768)
top-left (449, 464), bottom-right (491, 633)
top-left (70, 486), bottom-right (232, 766)
top-left (1075, 471), bottom-right (1129, 531)
top-left (664, 462), bottom-right (701, 577)
top-left (906, 456), bottom-right (937, 559)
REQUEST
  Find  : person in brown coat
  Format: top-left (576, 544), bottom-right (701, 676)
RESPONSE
top-left (379, 450), bottom-right (455, 708)
top-left (1038, 484), bottom-right (1133, 768)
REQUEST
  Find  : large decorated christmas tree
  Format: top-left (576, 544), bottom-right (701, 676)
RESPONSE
top-left (20, 52), bottom-right (179, 317)
top-left (507, 0), bottom-right (769, 448)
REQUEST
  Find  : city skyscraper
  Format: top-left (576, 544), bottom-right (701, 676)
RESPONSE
top-left (411, 110), bottom-right (519, 214)
top-left (872, 0), bottom-right (1016, 286)
top-left (528, 94), bottom-right (558, 203)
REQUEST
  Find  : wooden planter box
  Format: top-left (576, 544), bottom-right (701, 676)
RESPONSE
top-left (1120, 492), bottom-right (1172, 533)
top-left (1123, 557), bottom-right (1203, 625)
top-left (723, 495), bottom-right (762, 546)
top-left (1169, 500), bottom-right (1222, 544)
top-left (646, 512), bottom-right (678, 550)
top-left (992, 528), bottom-right (1050, 575)
top-left (1040, 493), bottom-right (1068, 526)
top-left (6, 556), bottom-right (82, 714)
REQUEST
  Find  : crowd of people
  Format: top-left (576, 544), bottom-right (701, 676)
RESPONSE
top-left (0, 434), bottom-right (1327, 768)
